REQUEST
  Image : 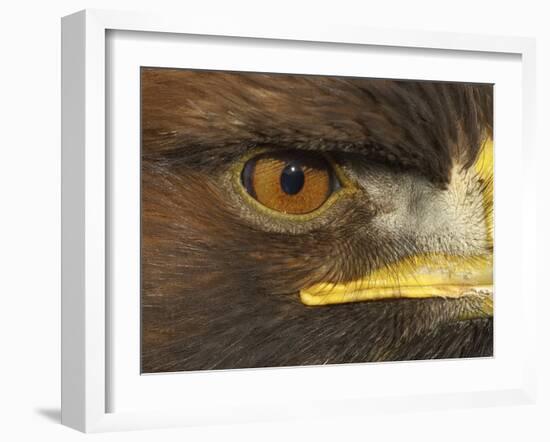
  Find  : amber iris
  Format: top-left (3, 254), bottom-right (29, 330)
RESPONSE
top-left (241, 151), bottom-right (336, 215)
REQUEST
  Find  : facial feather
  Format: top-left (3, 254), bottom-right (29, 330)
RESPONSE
top-left (142, 68), bottom-right (492, 186)
top-left (142, 161), bottom-right (492, 372)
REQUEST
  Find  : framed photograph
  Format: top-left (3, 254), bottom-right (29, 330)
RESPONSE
top-left (61, 9), bottom-right (537, 432)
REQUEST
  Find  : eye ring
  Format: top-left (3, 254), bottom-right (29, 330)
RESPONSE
top-left (240, 150), bottom-right (341, 216)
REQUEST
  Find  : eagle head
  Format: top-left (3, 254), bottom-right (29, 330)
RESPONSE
top-left (141, 68), bottom-right (493, 372)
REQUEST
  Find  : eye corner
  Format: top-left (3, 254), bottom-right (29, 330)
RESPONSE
top-left (240, 158), bottom-right (257, 198)
top-left (329, 165), bottom-right (342, 193)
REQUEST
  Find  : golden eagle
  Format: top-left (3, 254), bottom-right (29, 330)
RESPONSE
top-left (141, 68), bottom-right (493, 373)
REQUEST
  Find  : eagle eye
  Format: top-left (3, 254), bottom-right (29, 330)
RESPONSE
top-left (241, 151), bottom-right (340, 215)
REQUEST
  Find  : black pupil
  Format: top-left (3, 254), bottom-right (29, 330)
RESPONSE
top-left (280, 163), bottom-right (305, 195)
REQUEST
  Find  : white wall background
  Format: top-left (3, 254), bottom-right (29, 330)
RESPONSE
top-left (0, 0), bottom-right (548, 440)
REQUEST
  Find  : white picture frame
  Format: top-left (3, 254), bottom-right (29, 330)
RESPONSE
top-left (61, 9), bottom-right (538, 433)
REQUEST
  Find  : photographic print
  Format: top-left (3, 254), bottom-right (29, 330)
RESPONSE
top-left (141, 68), bottom-right (493, 373)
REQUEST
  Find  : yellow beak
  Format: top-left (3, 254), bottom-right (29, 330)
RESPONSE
top-left (300, 254), bottom-right (492, 305)
top-left (300, 139), bottom-right (494, 309)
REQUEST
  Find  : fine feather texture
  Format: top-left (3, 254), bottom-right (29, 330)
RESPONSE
top-left (142, 68), bottom-right (493, 185)
top-left (140, 68), bottom-right (493, 373)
